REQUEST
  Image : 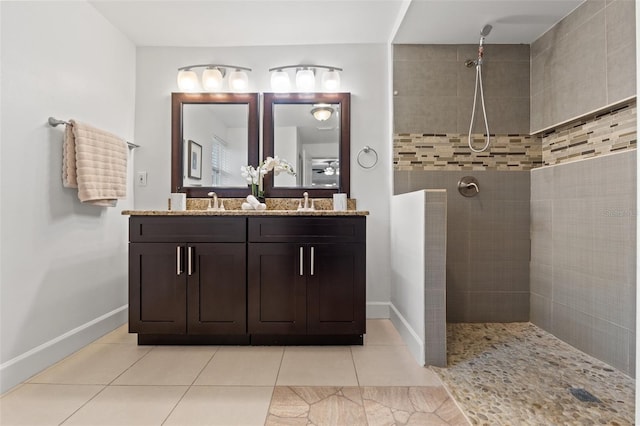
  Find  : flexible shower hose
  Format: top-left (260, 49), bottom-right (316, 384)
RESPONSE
top-left (468, 64), bottom-right (490, 153)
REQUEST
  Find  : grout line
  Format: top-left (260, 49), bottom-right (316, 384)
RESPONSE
top-left (160, 385), bottom-right (191, 426)
top-left (58, 384), bottom-right (108, 425)
top-left (105, 345), bottom-right (155, 386)
top-left (349, 346), bottom-right (361, 387)
top-left (273, 347), bottom-right (285, 387)
top-left (188, 346), bottom-right (219, 386)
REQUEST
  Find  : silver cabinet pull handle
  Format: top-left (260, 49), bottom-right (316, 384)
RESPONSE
top-left (310, 246), bottom-right (315, 276)
top-left (299, 246), bottom-right (304, 276)
top-left (188, 246), bottom-right (193, 276)
top-left (176, 246), bottom-right (182, 275)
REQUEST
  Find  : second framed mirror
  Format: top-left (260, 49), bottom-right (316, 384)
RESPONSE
top-left (263, 92), bottom-right (350, 198)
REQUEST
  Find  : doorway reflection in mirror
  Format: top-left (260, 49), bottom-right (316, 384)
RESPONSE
top-left (273, 103), bottom-right (340, 188)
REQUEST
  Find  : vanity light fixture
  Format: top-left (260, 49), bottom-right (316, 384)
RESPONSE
top-left (270, 69), bottom-right (291, 92)
top-left (268, 64), bottom-right (343, 92)
top-left (177, 64), bottom-right (252, 92)
top-left (310, 104), bottom-right (334, 121)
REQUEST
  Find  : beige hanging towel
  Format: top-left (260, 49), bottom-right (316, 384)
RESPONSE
top-left (62, 120), bottom-right (128, 207)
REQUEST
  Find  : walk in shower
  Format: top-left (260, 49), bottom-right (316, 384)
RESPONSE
top-left (392, 0), bottom-right (635, 380)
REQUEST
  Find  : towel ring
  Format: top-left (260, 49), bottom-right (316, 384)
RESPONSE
top-left (357, 146), bottom-right (378, 169)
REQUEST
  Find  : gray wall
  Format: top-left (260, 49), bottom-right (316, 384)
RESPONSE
top-left (528, 0), bottom-right (637, 378)
top-left (395, 171), bottom-right (530, 323)
top-left (530, 151), bottom-right (636, 376)
top-left (530, 0), bottom-right (636, 132)
top-left (393, 44), bottom-right (533, 323)
top-left (394, 44), bottom-right (530, 134)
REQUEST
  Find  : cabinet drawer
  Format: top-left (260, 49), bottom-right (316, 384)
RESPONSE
top-left (130, 217), bottom-right (246, 242)
top-left (248, 217), bottom-right (365, 243)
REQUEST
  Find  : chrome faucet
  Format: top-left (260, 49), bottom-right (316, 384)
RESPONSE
top-left (207, 191), bottom-right (219, 210)
top-left (297, 191), bottom-right (314, 211)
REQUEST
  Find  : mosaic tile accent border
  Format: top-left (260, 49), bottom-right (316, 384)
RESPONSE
top-left (394, 134), bottom-right (542, 171)
top-left (541, 101), bottom-right (637, 166)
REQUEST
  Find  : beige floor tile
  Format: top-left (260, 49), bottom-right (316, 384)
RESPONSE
top-left (277, 347), bottom-right (358, 386)
top-left (364, 319), bottom-right (406, 346)
top-left (352, 346), bottom-right (442, 386)
top-left (163, 386), bottom-right (273, 426)
top-left (0, 384), bottom-right (103, 426)
top-left (28, 344), bottom-right (151, 385)
top-left (63, 385), bottom-right (187, 425)
top-left (93, 324), bottom-right (137, 345)
top-left (113, 346), bottom-right (217, 385)
top-left (194, 346), bottom-right (283, 386)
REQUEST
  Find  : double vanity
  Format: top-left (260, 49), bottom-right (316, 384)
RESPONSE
top-left (123, 208), bottom-right (368, 345)
top-left (125, 90), bottom-right (366, 345)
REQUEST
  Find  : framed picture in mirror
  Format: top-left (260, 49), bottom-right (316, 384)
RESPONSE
top-left (187, 139), bottom-right (202, 179)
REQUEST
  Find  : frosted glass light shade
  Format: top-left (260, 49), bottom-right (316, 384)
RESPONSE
top-left (296, 69), bottom-right (315, 92)
top-left (202, 68), bottom-right (224, 91)
top-left (321, 70), bottom-right (341, 92)
top-left (271, 70), bottom-right (291, 92)
top-left (177, 69), bottom-right (199, 91)
top-left (229, 70), bottom-right (249, 92)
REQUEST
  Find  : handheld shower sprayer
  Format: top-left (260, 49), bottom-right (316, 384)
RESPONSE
top-left (477, 25), bottom-right (492, 64)
top-left (467, 24), bottom-right (493, 153)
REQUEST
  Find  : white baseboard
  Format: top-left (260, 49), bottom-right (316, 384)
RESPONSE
top-left (0, 305), bottom-right (128, 394)
top-left (389, 303), bottom-right (425, 366)
top-left (366, 302), bottom-right (390, 319)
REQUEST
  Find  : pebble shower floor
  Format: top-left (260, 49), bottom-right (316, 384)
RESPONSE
top-left (433, 322), bottom-right (634, 425)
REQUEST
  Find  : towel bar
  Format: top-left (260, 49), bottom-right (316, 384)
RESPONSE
top-left (48, 117), bottom-right (140, 149)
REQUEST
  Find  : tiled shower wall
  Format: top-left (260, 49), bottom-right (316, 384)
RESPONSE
top-left (530, 150), bottom-right (636, 376)
top-left (393, 44), bottom-right (532, 322)
top-left (527, 0), bottom-right (637, 377)
top-left (529, 101), bottom-right (637, 376)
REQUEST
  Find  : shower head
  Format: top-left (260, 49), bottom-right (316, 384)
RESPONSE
top-left (480, 24), bottom-right (493, 37)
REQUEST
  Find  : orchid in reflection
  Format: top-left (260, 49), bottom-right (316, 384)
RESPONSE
top-left (241, 156), bottom-right (295, 198)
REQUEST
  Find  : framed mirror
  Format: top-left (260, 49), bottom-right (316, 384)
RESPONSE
top-left (263, 92), bottom-right (350, 198)
top-left (171, 92), bottom-right (259, 197)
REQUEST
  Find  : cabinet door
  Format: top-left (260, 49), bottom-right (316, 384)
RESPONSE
top-left (307, 243), bottom-right (366, 335)
top-left (248, 243), bottom-right (306, 334)
top-left (187, 243), bottom-right (246, 334)
top-left (129, 243), bottom-right (187, 334)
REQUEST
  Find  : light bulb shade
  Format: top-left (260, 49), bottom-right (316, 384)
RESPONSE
top-left (321, 70), bottom-right (341, 92)
top-left (202, 68), bottom-right (224, 91)
top-left (270, 70), bottom-right (291, 92)
top-left (177, 69), bottom-right (199, 91)
top-left (228, 70), bottom-right (249, 92)
top-left (311, 104), bottom-right (334, 121)
top-left (296, 69), bottom-right (315, 92)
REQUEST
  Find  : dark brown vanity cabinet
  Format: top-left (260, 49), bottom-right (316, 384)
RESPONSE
top-left (247, 217), bottom-right (366, 339)
top-left (128, 217), bottom-right (247, 337)
top-left (127, 215), bottom-right (366, 345)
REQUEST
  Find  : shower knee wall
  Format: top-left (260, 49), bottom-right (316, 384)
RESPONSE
top-left (395, 169), bottom-right (531, 323)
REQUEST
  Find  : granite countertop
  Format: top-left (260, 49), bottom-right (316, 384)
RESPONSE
top-left (122, 197), bottom-right (368, 216)
top-left (121, 209), bottom-right (369, 216)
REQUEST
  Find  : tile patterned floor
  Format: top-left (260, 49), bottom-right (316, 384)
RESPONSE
top-left (0, 320), bottom-right (468, 426)
top-left (265, 386), bottom-right (468, 425)
top-left (6, 320), bottom-right (630, 425)
top-left (434, 323), bottom-right (635, 426)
